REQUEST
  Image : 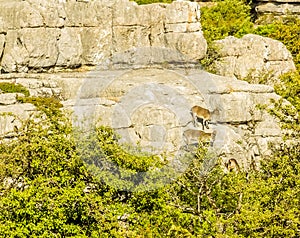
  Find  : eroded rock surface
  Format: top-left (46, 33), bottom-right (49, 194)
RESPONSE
top-left (0, 0), bottom-right (286, 172)
top-left (1, 67), bottom-right (281, 170)
top-left (0, 0), bottom-right (207, 73)
top-left (255, 0), bottom-right (300, 21)
top-left (211, 34), bottom-right (296, 84)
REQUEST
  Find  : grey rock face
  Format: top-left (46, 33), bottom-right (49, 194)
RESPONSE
top-left (255, 0), bottom-right (300, 20)
top-left (211, 34), bottom-right (296, 84)
top-left (0, 103), bottom-right (35, 137)
top-left (58, 68), bottom-right (280, 170)
top-left (0, 0), bottom-right (207, 72)
top-left (57, 28), bottom-right (83, 67)
top-left (2, 28), bottom-right (60, 72)
top-left (0, 0), bottom-right (288, 172)
top-left (0, 68), bottom-right (283, 171)
top-left (0, 93), bottom-right (23, 105)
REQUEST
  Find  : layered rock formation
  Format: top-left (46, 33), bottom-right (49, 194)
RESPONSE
top-left (255, 0), bottom-right (300, 21)
top-left (0, 0), bottom-right (206, 73)
top-left (0, 0), bottom-right (285, 172)
top-left (0, 66), bottom-right (282, 171)
top-left (211, 34), bottom-right (296, 85)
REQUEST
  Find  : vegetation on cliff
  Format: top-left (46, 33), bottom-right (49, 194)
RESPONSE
top-left (0, 0), bottom-right (299, 237)
top-left (0, 82), bottom-right (30, 97)
top-left (0, 97), bottom-right (299, 237)
top-left (200, 0), bottom-right (300, 113)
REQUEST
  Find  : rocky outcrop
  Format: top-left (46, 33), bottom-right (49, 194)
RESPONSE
top-left (255, 0), bottom-right (300, 22)
top-left (0, 0), bottom-right (207, 73)
top-left (210, 34), bottom-right (296, 84)
top-left (0, 0), bottom-right (285, 173)
top-left (1, 65), bottom-right (282, 171)
top-left (0, 103), bottom-right (36, 140)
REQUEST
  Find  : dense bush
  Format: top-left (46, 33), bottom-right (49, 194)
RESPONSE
top-left (0, 82), bottom-right (30, 97)
top-left (0, 98), bottom-right (299, 236)
top-left (200, 0), bottom-right (253, 43)
top-left (0, 102), bottom-right (103, 236)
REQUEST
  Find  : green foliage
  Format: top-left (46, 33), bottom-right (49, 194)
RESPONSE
top-left (75, 124), bottom-right (170, 192)
top-left (95, 126), bottom-right (164, 172)
top-left (165, 143), bottom-right (300, 237)
top-left (0, 100), bottom-right (189, 236)
top-left (0, 82), bottom-right (30, 97)
top-left (1, 102), bottom-right (299, 236)
top-left (200, 0), bottom-right (253, 43)
top-left (17, 96), bottom-right (63, 117)
top-left (225, 142), bottom-right (300, 237)
top-left (0, 2), bottom-right (299, 235)
top-left (254, 17), bottom-right (300, 70)
top-left (274, 71), bottom-right (300, 115)
top-left (167, 147), bottom-right (245, 236)
top-left (0, 105), bottom-right (105, 236)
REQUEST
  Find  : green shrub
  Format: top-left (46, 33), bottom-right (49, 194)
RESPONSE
top-left (254, 17), bottom-right (300, 70)
top-left (0, 97), bottom-right (299, 236)
top-left (275, 71), bottom-right (300, 111)
top-left (200, 0), bottom-right (253, 43)
top-left (0, 82), bottom-right (30, 97)
top-left (225, 142), bottom-right (300, 237)
top-left (0, 104), bottom-right (105, 237)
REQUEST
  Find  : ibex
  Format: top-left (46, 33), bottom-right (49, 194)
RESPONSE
top-left (191, 105), bottom-right (211, 130)
top-left (183, 129), bottom-right (215, 146)
top-left (225, 158), bottom-right (240, 173)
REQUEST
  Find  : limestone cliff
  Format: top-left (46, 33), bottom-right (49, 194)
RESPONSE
top-left (0, 0), bottom-right (206, 72)
top-left (0, 0), bottom-right (288, 171)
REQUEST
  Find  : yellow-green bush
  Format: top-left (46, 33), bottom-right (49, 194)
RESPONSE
top-left (254, 17), bottom-right (300, 71)
top-left (201, 0), bottom-right (253, 43)
top-left (0, 82), bottom-right (30, 97)
top-left (0, 93), bottom-right (299, 236)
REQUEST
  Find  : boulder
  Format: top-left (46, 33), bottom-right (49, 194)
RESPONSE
top-left (58, 67), bottom-right (282, 168)
top-left (25, 0), bottom-right (66, 27)
top-left (0, 1), bottom-right (43, 32)
top-left (0, 0), bottom-right (286, 173)
top-left (0, 66), bottom-right (284, 171)
top-left (57, 28), bottom-right (83, 67)
top-left (0, 93), bottom-right (23, 105)
top-left (0, 103), bottom-right (35, 136)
